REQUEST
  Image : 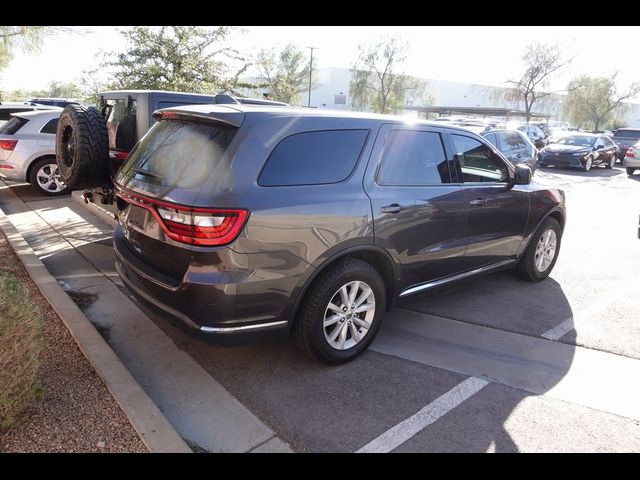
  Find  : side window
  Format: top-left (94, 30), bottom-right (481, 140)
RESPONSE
top-left (105, 98), bottom-right (137, 151)
top-left (483, 133), bottom-right (497, 147)
top-left (498, 132), bottom-right (527, 152)
top-left (603, 136), bottom-right (613, 147)
top-left (376, 130), bottom-right (451, 186)
top-left (39, 118), bottom-right (59, 134)
top-left (451, 134), bottom-right (509, 183)
top-left (258, 130), bottom-right (368, 186)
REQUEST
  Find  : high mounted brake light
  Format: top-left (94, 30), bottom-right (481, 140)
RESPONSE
top-left (118, 190), bottom-right (249, 247)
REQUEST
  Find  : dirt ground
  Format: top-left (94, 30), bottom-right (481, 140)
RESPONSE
top-left (0, 229), bottom-right (146, 453)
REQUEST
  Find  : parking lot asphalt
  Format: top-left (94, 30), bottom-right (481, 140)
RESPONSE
top-left (1, 162), bottom-right (639, 452)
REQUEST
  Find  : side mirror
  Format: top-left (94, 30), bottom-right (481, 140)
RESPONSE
top-left (514, 164), bottom-right (532, 185)
top-left (595, 144), bottom-right (604, 150)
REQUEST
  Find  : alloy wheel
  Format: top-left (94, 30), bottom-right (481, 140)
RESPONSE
top-left (36, 163), bottom-right (67, 193)
top-left (323, 280), bottom-right (376, 350)
top-left (534, 229), bottom-right (557, 273)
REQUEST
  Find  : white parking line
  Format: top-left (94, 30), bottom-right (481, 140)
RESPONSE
top-left (541, 282), bottom-right (635, 341)
top-left (356, 377), bottom-right (490, 453)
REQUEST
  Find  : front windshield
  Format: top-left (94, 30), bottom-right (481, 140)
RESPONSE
top-left (557, 135), bottom-right (595, 148)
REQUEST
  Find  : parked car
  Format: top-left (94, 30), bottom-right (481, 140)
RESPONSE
top-left (481, 129), bottom-right (538, 172)
top-left (623, 141), bottom-right (640, 175)
top-left (0, 109), bottom-right (68, 195)
top-left (0, 102), bottom-right (59, 127)
top-left (612, 128), bottom-right (640, 160)
top-left (57, 104), bottom-right (566, 364)
top-left (538, 133), bottom-right (618, 172)
top-left (28, 97), bottom-right (80, 107)
top-left (516, 123), bottom-right (548, 149)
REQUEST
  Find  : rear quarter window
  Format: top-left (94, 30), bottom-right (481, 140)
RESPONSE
top-left (39, 118), bottom-right (59, 134)
top-left (258, 129), bottom-right (369, 186)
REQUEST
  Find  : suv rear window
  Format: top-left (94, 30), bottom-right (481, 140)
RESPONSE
top-left (120, 120), bottom-right (237, 189)
top-left (258, 130), bottom-right (368, 186)
top-left (613, 129), bottom-right (640, 138)
top-left (0, 116), bottom-right (29, 135)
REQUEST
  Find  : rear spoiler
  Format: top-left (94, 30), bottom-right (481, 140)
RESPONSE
top-left (214, 94), bottom-right (288, 107)
top-left (153, 106), bottom-right (245, 128)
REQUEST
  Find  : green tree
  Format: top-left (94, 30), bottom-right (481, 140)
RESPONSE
top-left (0, 26), bottom-right (51, 72)
top-left (505, 43), bottom-right (571, 122)
top-left (254, 44), bottom-right (314, 105)
top-left (563, 75), bottom-right (640, 130)
top-left (349, 37), bottom-right (424, 114)
top-left (44, 80), bottom-right (82, 99)
top-left (78, 68), bottom-right (110, 106)
top-left (106, 26), bottom-right (251, 94)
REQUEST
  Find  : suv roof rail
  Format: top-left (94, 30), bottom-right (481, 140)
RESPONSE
top-left (214, 94), bottom-right (288, 107)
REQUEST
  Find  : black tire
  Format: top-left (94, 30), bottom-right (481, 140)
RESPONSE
top-left (28, 157), bottom-right (70, 196)
top-left (515, 217), bottom-right (562, 282)
top-left (294, 258), bottom-right (386, 364)
top-left (56, 104), bottom-right (109, 190)
top-left (627, 167), bottom-right (636, 176)
top-left (606, 155), bottom-right (615, 169)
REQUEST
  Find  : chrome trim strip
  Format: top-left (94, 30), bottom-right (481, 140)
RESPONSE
top-left (200, 320), bottom-right (288, 333)
top-left (399, 259), bottom-right (516, 298)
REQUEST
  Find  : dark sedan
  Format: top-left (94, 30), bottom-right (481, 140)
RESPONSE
top-left (538, 133), bottom-right (618, 172)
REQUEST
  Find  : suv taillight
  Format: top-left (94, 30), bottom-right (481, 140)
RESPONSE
top-left (627, 147), bottom-right (635, 158)
top-left (118, 190), bottom-right (249, 246)
top-left (0, 140), bottom-right (17, 151)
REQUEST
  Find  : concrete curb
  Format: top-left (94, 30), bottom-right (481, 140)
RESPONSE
top-left (0, 199), bottom-right (192, 453)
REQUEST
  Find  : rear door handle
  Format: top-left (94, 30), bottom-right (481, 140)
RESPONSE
top-left (380, 204), bottom-right (402, 214)
top-left (469, 198), bottom-right (486, 206)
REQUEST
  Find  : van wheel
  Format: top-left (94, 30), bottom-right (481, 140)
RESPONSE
top-left (515, 217), bottom-right (562, 282)
top-left (56, 104), bottom-right (110, 189)
top-left (29, 157), bottom-right (70, 196)
top-left (294, 258), bottom-right (385, 364)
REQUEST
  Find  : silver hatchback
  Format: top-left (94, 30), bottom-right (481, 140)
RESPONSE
top-left (0, 108), bottom-right (69, 196)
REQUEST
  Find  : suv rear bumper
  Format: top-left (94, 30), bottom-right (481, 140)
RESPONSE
top-left (113, 225), bottom-right (298, 334)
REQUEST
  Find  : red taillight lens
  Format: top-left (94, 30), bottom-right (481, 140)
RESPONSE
top-left (0, 140), bottom-right (17, 151)
top-left (119, 190), bottom-right (249, 246)
top-left (626, 147), bottom-right (635, 158)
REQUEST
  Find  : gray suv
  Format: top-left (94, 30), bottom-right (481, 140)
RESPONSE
top-left (61, 104), bottom-right (567, 363)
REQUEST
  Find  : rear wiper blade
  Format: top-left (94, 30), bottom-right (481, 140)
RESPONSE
top-left (132, 168), bottom-right (164, 182)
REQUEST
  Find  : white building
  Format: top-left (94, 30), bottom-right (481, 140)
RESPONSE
top-left (292, 67), bottom-right (640, 127)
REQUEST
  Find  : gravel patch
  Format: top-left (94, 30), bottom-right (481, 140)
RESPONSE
top-left (0, 231), bottom-right (146, 452)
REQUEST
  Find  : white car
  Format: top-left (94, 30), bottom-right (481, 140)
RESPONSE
top-left (0, 109), bottom-right (69, 196)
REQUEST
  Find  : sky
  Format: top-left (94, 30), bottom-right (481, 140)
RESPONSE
top-left (2, 26), bottom-right (640, 100)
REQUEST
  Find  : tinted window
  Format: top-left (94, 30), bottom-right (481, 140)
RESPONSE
top-left (604, 137), bottom-right (613, 147)
top-left (0, 116), bottom-right (29, 135)
top-left (483, 133), bottom-right (496, 146)
top-left (613, 130), bottom-right (640, 139)
top-left (376, 130), bottom-right (450, 185)
top-left (121, 120), bottom-right (237, 189)
top-left (39, 118), bottom-right (59, 134)
top-left (497, 132), bottom-right (528, 152)
top-left (259, 130), bottom-right (368, 186)
top-left (451, 134), bottom-right (509, 183)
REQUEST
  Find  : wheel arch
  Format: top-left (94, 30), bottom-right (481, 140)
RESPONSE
top-left (286, 245), bottom-right (398, 329)
top-left (26, 154), bottom-right (57, 182)
top-left (518, 207), bottom-right (566, 258)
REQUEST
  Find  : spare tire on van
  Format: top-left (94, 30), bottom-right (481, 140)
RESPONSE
top-left (56, 104), bottom-right (110, 189)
